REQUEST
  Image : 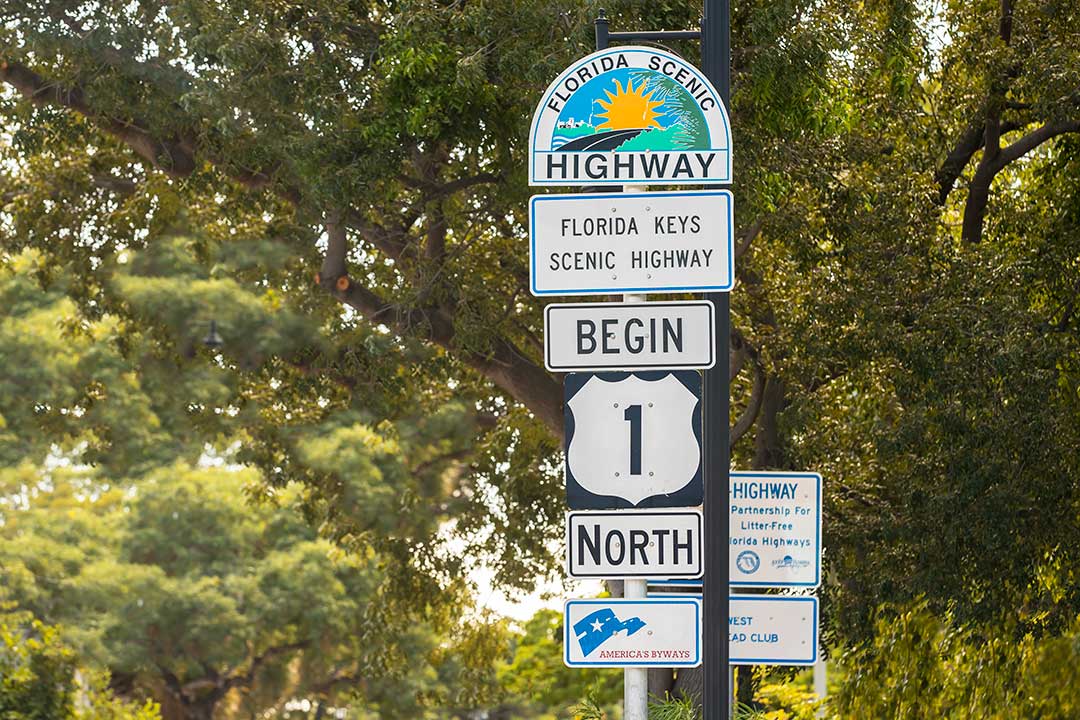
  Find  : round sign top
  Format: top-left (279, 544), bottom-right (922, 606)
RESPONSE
top-left (529, 46), bottom-right (732, 187)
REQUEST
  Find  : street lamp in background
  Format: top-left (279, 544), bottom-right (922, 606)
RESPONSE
top-left (202, 319), bottom-right (224, 350)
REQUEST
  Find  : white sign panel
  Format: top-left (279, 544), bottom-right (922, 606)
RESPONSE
top-left (545, 301), bottom-right (715, 371)
top-left (564, 598), bottom-right (701, 667)
top-left (566, 510), bottom-right (703, 579)
top-left (564, 371), bottom-right (703, 509)
top-left (530, 191), bottom-right (733, 295)
top-left (729, 595), bottom-right (819, 666)
top-left (730, 472), bottom-right (823, 589)
top-left (529, 46), bottom-right (731, 186)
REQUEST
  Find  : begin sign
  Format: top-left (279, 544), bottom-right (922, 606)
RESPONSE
top-left (545, 301), bottom-right (715, 371)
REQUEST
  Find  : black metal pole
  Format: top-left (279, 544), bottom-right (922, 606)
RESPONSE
top-left (702, 0), bottom-right (731, 717)
top-left (595, 9), bottom-right (609, 51)
top-left (591, 7), bottom-right (731, 716)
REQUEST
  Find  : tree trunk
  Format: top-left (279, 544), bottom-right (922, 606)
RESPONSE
top-left (648, 667), bottom-right (676, 700)
top-left (671, 666), bottom-right (703, 705)
top-left (735, 665), bottom-right (755, 708)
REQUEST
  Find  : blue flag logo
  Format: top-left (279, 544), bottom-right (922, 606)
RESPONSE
top-left (573, 608), bottom-right (647, 656)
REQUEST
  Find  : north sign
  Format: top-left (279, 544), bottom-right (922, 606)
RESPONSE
top-left (545, 301), bottom-right (715, 371)
top-left (529, 46), bottom-right (731, 186)
top-left (566, 510), bottom-right (703, 579)
top-left (564, 598), bottom-right (701, 667)
top-left (729, 595), bottom-right (819, 666)
top-left (529, 190), bottom-right (733, 295)
top-left (564, 371), bottom-right (703, 509)
top-left (730, 472), bottom-right (822, 589)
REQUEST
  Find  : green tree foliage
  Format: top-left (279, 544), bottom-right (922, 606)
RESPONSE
top-left (0, 621), bottom-right (160, 720)
top-left (2, 0), bottom-right (1080, 704)
top-left (498, 609), bottom-right (620, 719)
top-left (829, 601), bottom-right (1080, 719)
top-left (0, 462), bottom-right (506, 720)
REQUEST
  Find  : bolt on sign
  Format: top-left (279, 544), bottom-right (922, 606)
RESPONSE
top-left (563, 371), bottom-right (703, 509)
top-left (529, 46), bottom-right (732, 186)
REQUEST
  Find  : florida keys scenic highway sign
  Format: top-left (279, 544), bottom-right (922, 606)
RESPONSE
top-left (529, 46), bottom-right (732, 185)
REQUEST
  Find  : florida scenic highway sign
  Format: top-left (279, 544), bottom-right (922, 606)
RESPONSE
top-left (564, 598), bottom-right (702, 667)
top-left (529, 190), bottom-right (733, 295)
top-left (566, 509), bottom-right (702, 579)
top-left (529, 46), bottom-right (732, 185)
top-left (564, 371), bottom-right (703, 509)
top-left (544, 300), bottom-right (715, 372)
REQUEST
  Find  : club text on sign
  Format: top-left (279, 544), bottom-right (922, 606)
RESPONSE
top-left (729, 595), bottom-right (819, 666)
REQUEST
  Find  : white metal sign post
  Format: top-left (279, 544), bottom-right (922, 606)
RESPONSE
top-left (544, 301), bottom-right (716, 372)
top-left (529, 191), bottom-right (733, 296)
top-left (564, 598), bottom-right (702, 667)
top-left (730, 472), bottom-right (823, 589)
top-left (728, 595), bottom-right (819, 666)
top-left (563, 371), bottom-right (703, 509)
top-left (566, 510), bottom-right (703, 578)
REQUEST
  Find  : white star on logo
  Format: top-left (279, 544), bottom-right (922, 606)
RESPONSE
top-left (591, 619), bottom-right (604, 633)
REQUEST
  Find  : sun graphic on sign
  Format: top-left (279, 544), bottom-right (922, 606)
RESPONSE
top-left (595, 79), bottom-right (664, 131)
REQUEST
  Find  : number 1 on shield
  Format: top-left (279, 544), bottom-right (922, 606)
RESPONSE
top-left (624, 404), bottom-right (642, 476)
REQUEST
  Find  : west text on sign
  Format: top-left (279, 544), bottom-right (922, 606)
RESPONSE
top-left (566, 510), bottom-right (703, 578)
top-left (545, 301), bottom-right (715, 371)
top-left (730, 472), bottom-right (822, 589)
top-left (530, 191), bottom-right (733, 295)
top-left (564, 371), bottom-right (703, 509)
top-left (729, 595), bottom-right (818, 666)
top-left (564, 598), bottom-right (702, 667)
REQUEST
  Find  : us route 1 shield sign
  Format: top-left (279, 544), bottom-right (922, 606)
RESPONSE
top-left (545, 301), bottom-right (715, 372)
top-left (529, 46), bottom-right (731, 186)
top-left (730, 472), bottom-right (823, 589)
top-left (564, 598), bottom-right (701, 667)
top-left (566, 509), bottom-right (702, 579)
top-left (729, 595), bottom-right (819, 666)
top-left (529, 190), bottom-right (733, 295)
top-left (564, 371), bottom-right (703, 509)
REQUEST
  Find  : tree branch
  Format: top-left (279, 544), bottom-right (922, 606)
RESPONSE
top-left (996, 119), bottom-right (1080, 168)
top-left (319, 254), bottom-right (562, 435)
top-left (0, 60), bottom-right (197, 176)
top-left (223, 640), bottom-right (309, 692)
top-left (962, 119), bottom-right (1080, 242)
top-left (730, 361), bottom-right (766, 449)
top-left (398, 172), bottom-right (501, 199)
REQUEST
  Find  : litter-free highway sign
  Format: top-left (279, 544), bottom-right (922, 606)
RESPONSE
top-left (730, 472), bottom-right (822, 589)
top-left (566, 510), bottom-right (703, 578)
top-left (530, 191), bottom-right (733, 295)
top-left (564, 598), bottom-right (702, 667)
top-left (545, 301), bottom-right (715, 372)
top-left (564, 371), bottom-right (703, 509)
